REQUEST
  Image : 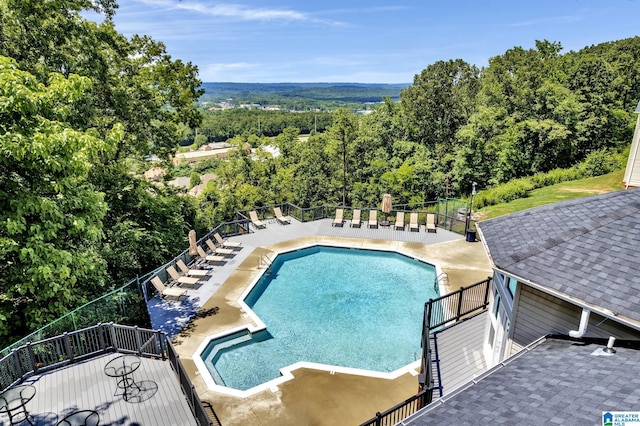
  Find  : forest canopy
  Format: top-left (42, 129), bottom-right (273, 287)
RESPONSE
top-left (0, 0), bottom-right (638, 347)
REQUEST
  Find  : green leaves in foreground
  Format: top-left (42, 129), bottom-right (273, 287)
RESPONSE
top-left (0, 56), bottom-right (118, 340)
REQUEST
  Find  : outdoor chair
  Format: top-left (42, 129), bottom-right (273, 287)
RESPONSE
top-left (151, 276), bottom-right (187, 300)
top-left (196, 245), bottom-right (226, 264)
top-left (332, 208), bottom-right (344, 227)
top-left (409, 212), bottom-right (419, 232)
top-left (350, 209), bottom-right (361, 228)
top-left (394, 211), bottom-right (405, 230)
top-left (426, 213), bottom-right (437, 233)
top-left (166, 265), bottom-right (201, 287)
top-left (214, 232), bottom-right (242, 249)
top-left (206, 239), bottom-right (234, 256)
top-left (368, 210), bottom-right (378, 228)
top-left (176, 259), bottom-right (209, 277)
top-left (274, 206), bottom-right (291, 225)
top-left (249, 210), bottom-right (266, 229)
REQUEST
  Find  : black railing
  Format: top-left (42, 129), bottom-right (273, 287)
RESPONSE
top-left (359, 388), bottom-right (434, 426)
top-left (360, 278), bottom-right (492, 426)
top-left (420, 277), bottom-right (492, 391)
top-left (203, 401), bottom-right (223, 426)
top-left (0, 323), bottom-right (216, 426)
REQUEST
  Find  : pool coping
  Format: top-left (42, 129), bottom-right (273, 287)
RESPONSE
top-left (191, 239), bottom-right (446, 398)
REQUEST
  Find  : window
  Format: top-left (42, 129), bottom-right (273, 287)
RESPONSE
top-left (492, 293), bottom-right (501, 318)
top-left (506, 277), bottom-right (517, 299)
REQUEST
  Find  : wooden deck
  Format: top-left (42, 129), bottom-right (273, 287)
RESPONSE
top-left (0, 353), bottom-right (198, 426)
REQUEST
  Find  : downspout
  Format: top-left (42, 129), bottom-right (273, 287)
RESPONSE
top-left (569, 308), bottom-right (591, 338)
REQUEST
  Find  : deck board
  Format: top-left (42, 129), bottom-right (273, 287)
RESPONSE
top-left (0, 353), bottom-right (198, 426)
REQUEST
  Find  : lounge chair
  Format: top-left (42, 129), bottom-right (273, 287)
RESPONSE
top-left (394, 211), bottom-right (405, 230)
top-left (426, 213), bottom-right (437, 233)
top-left (151, 276), bottom-right (187, 300)
top-left (206, 239), bottom-right (234, 256)
top-left (176, 259), bottom-right (209, 277)
top-left (249, 210), bottom-right (266, 229)
top-left (409, 212), bottom-right (419, 232)
top-left (368, 210), bottom-right (378, 228)
top-left (196, 245), bottom-right (226, 264)
top-left (332, 208), bottom-right (344, 227)
top-left (166, 265), bottom-right (201, 287)
top-left (213, 232), bottom-right (242, 249)
top-left (350, 209), bottom-right (361, 228)
top-left (274, 206), bottom-right (290, 225)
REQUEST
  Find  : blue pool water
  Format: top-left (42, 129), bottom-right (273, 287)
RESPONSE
top-left (201, 246), bottom-right (438, 391)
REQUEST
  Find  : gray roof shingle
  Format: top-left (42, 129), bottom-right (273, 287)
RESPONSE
top-left (404, 338), bottom-right (640, 425)
top-left (477, 188), bottom-right (640, 325)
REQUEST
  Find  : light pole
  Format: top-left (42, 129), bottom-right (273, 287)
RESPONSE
top-left (466, 182), bottom-right (477, 232)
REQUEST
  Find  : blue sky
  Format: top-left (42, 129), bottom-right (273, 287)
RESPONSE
top-left (108, 0), bottom-right (640, 83)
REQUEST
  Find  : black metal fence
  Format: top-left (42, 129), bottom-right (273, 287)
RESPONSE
top-left (236, 199), bottom-right (468, 229)
top-left (359, 388), bottom-right (434, 426)
top-left (0, 278), bottom-right (153, 357)
top-left (0, 323), bottom-right (216, 425)
top-left (420, 277), bottom-right (492, 392)
top-left (360, 278), bottom-right (492, 426)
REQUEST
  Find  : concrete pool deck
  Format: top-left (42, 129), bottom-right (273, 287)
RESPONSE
top-left (164, 220), bottom-right (492, 425)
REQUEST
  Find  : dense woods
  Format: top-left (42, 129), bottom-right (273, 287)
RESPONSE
top-left (0, 0), bottom-right (638, 346)
top-left (199, 82), bottom-right (407, 111)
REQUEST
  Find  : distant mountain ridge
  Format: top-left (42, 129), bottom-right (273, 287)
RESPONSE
top-left (199, 82), bottom-right (410, 107)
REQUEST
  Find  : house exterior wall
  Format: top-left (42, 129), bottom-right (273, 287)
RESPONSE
top-left (623, 104), bottom-right (640, 188)
top-left (485, 269), bottom-right (640, 362)
top-left (511, 285), bottom-right (640, 351)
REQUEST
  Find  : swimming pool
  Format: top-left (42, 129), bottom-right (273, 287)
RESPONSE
top-left (199, 245), bottom-right (439, 393)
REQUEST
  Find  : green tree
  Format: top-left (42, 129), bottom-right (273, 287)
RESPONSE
top-left (400, 59), bottom-right (479, 155)
top-left (0, 57), bottom-right (117, 343)
top-left (190, 172), bottom-right (202, 189)
top-left (328, 109), bottom-right (358, 205)
top-left (0, 0), bottom-right (205, 287)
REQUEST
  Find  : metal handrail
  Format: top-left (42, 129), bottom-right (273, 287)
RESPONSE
top-left (259, 254), bottom-right (273, 269)
top-left (419, 277), bottom-right (492, 392)
top-left (359, 388), bottom-right (434, 426)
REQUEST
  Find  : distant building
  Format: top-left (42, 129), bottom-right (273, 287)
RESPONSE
top-left (143, 166), bottom-right (165, 181)
top-left (172, 142), bottom-right (251, 165)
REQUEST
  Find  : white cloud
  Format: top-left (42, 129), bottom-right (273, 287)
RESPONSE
top-left (132, 0), bottom-right (340, 24)
top-left (509, 15), bottom-right (581, 27)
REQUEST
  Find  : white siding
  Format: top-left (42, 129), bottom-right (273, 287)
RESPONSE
top-left (434, 312), bottom-right (488, 395)
top-left (512, 285), bottom-right (640, 349)
top-left (624, 111), bottom-right (640, 187)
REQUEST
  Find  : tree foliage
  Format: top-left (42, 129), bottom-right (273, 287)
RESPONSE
top-left (1, 0), bottom-right (639, 349)
top-left (0, 0), bottom-right (203, 345)
top-left (0, 56), bottom-right (115, 338)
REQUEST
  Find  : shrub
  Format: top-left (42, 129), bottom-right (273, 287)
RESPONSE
top-left (474, 178), bottom-right (533, 209)
top-left (189, 172), bottom-right (202, 189)
top-left (578, 148), bottom-right (626, 177)
top-left (474, 147), bottom-right (625, 209)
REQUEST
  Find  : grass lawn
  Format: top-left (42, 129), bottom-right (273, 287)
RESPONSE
top-left (477, 169), bottom-right (625, 220)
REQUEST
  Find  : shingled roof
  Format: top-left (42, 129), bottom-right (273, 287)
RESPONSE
top-left (477, 188), bottom-right (640, 326)
top-left (404, 338), bottom-right (640, 425)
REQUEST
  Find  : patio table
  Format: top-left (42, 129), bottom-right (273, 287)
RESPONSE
top-left (0, 384), bottom-right (36, 425)
top-left (57, 409), bottom-right (100, 426)
top-left (104, 354), bottom-right (142, 401)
